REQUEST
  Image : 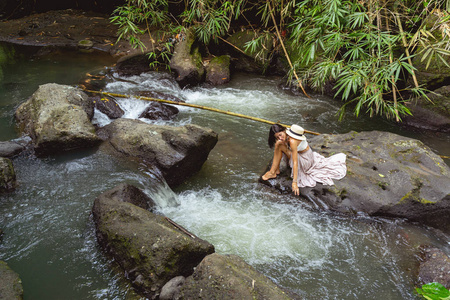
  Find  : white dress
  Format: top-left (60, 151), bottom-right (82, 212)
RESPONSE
top-left (289, 140), bottom-right (347, 188)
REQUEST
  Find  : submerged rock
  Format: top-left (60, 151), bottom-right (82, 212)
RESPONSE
top-left (0, 157), bottom-right (16, 192)
top-left (179, 253), bottom-right (297, 299)
top-left (97, 118), bottom-right (218, 187)
top-left (0, 260), bottom-right (23, 300)
top-left (14, 83), bottom-right (101, 156)
top-left (261, 131), bottom-right (450, 233)
top-left (92, 184), bottom-right (214, 298)
top-left (418, 246), bottom-right (450, 289)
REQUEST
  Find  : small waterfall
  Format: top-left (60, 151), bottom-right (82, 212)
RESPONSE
top-left (139, 164), bottom-right (180, 209)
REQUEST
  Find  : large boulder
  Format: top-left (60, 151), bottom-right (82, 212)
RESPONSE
top-left (261, 131), bottom-right (450, 233)
top-left (179, 253), bottom-right (297, 300)
top-left (226, 30), bottom-right (273, 73)
top-left (14, 83), bottom-right (101, 156)
top-left (402, 86), bottom-right (450, 133)
top-left (169, 29), bottom-right (205, 88)
top-left (0, 260), bottom-right (23, 300)
top-left (0, 157), bottom-right (16, 192)
top-left (97, 118), bottom-right (218, 187)
top-left (92, 184), bottom-right (215, 298)
top-left (205, 55), bottom-right (231, 85)
top-left (417, 246), bottom-right (450, 289)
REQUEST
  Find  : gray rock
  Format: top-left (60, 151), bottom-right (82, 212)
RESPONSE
top-left (0, 157), bottom-right (16, 192)
top-left (115, 53), bottom-right (152, 76)
top-left (92, 186), bottom-right (214, 299)
top-left (179, 253), bottom-right (298, 300)
top-left (97, 119), bottom-right (218, 187)
top-left (206, 55), bottom-right (231, 86)
top-left (418, 246), bottom-right (450, 289)
top-left (14, 83), bottom-right (101, 156)
top-left (90, 94), bottom-right (124, 119)
top-left (0, 260), bottom-right (23, 300)
top-left (160, 276), bottom-right (185, 300)
top-left (261, 131), bottom-right (450, 233)
top-left (0, 141), bottom-right (24, 158)
top-left (139, 102), bottom-right (179, 120)
top-left (169, 29), bottom-right (205, 88)
top-left (403, 86), bottom-right (450, 133)
top-left (95, 182), bottom-right (156, 211)
top-left (226, 30), bottom-right (273, 74)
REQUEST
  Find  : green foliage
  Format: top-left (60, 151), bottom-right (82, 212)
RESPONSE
top-left (416, 282), bottom-right (450, 300)
top-left (110, 0), bottom-right (450, 121)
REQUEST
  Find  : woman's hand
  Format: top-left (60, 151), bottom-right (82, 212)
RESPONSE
top-left (292, 181), bottom-right (299, 195)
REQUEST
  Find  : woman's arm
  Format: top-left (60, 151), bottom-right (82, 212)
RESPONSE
top-left (289, 138), bottom-right (301, 195)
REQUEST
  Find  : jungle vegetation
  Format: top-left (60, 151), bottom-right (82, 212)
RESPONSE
top-left (110, 0), bottom-right (450, 121)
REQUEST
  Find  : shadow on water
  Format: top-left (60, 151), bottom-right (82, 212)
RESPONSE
top-left (0, 44), bottom-right (449, 299)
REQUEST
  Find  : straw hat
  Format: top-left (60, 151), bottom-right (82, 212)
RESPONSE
top-left (286, 124), bottom-right (306, 140)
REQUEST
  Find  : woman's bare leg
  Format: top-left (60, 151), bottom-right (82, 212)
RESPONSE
top-left (262, 142), bottom-right (289, 180)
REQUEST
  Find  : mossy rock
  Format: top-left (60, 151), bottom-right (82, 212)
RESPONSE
top-left (0, 157), bottom-right (16, 192)
top-left (0, 260), bottom-right (23, 300)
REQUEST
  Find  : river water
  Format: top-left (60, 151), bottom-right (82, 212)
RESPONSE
top-left (1, 44), bottom-right (449, 299)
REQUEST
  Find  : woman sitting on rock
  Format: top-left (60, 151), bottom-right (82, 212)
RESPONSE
top-left (261, 124), bottom-right (347, 195)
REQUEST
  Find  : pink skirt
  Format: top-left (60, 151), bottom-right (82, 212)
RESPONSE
top-left (289, 148), bottom-right (347, 188)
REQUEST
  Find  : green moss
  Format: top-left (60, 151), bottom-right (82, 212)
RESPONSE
top-left (399, 178), bottom-right (435, 204)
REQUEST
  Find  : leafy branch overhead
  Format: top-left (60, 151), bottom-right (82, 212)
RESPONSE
top-left (110, 0), bottom-right (450, 121)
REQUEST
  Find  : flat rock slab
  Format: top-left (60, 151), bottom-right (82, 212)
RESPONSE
top-left (261, 131), bottom-right (450, 233)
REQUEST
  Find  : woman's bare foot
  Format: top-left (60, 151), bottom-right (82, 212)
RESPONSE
top-left (262, 171), bottom-right (277, 181)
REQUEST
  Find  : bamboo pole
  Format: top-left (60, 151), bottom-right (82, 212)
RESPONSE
top-left (85, 89), bottom-right (321, 135)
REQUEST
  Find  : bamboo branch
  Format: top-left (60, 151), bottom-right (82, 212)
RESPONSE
top-left (267, 0), bottom-right (310, 98)
top-left (85, 89), bottom-right (321, 135)
top-left (386, 12), bottom-right (399, 121)
top-left (396, 12), bottom-right (420, 89)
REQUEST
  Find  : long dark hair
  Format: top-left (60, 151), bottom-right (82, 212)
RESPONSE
top-left (268, 124), bottom-right (286, 148)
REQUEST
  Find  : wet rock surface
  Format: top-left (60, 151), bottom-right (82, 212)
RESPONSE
top-left (97, 118), bottom-right (218, 187)
top-left (0, 9), bottom-right (149, 57)
top-left (90, 94), bottom-right (124, 119)
top-left (139, 102), bottom-right (179, 120)
top-left (0, 141), bottom-right (25, 158)
top-left (260, 131), bottom-right (450, 233)
top-left (92, 183), bottom-right (215, 299)
top-left (0, 157), bottom-right (16, 192)
top-left (0, 260), bottom-right (23, 300)
top-left (418, 246), bottom-right (450, 289)
top-left (15, 83), bottom-right (101, 156)
top-left (179, 253), bottom-right (299, 300)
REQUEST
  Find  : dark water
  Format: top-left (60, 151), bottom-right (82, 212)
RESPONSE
top-left (0, 43), bottom-right (449, 299)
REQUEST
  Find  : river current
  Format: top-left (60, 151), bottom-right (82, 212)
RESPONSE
top-left (0, 44), bottom-right (449, 299)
